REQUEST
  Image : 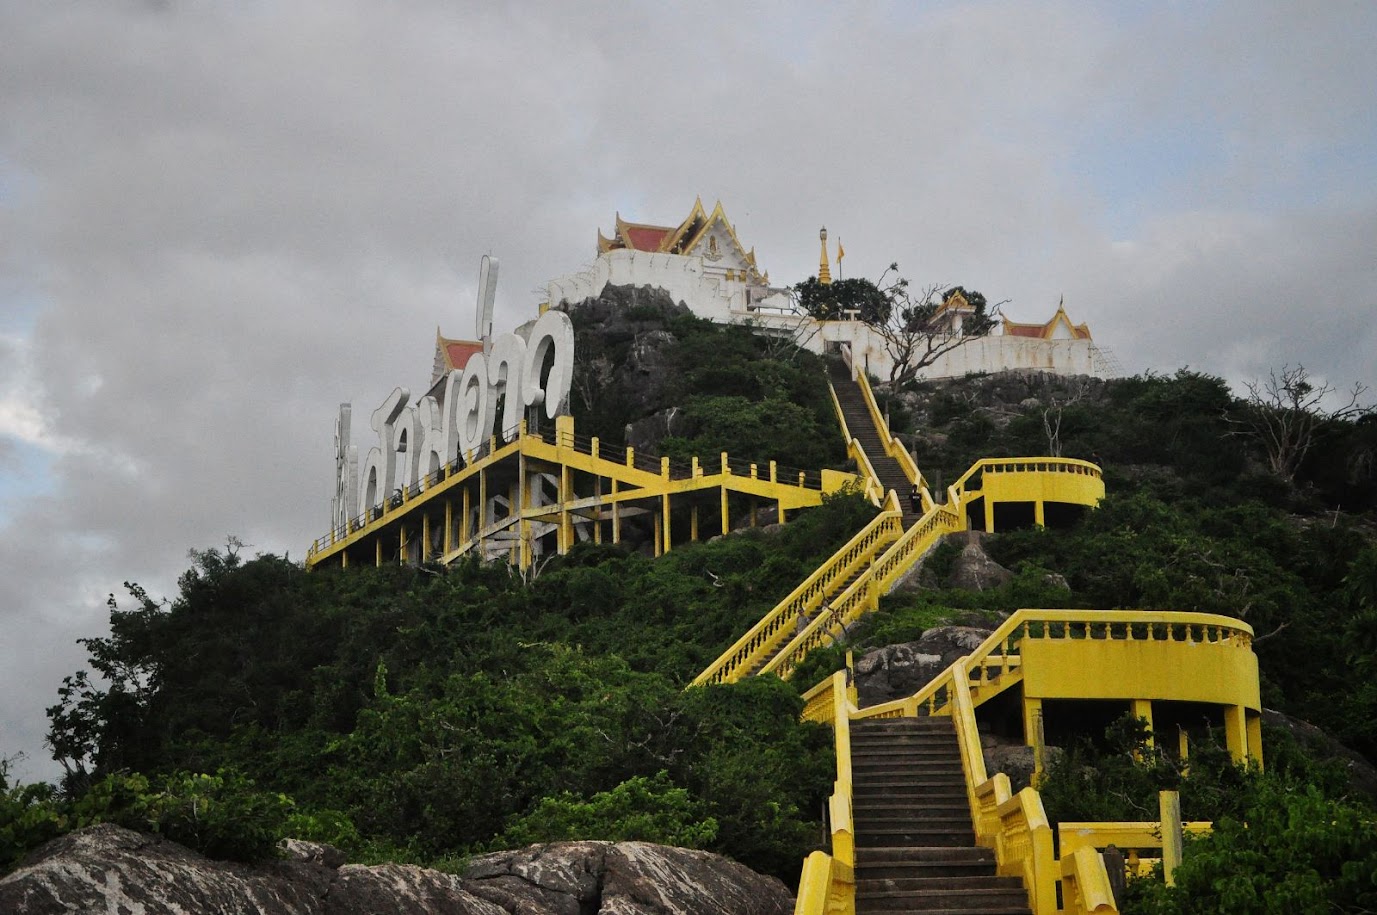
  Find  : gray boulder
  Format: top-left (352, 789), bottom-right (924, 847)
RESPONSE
top-left (855, 625), bottom-right (996, 706)
top-left (946, 535), bottom-right (1014, 592)
top-left (0, 825), bottom-right (793, 915)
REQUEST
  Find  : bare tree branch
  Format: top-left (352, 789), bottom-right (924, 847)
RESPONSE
top-left (1225, 365), bottom-right (1371, 481)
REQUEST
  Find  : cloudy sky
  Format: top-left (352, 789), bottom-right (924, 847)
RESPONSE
top-left (2, 1), bottom-right (1374, 782)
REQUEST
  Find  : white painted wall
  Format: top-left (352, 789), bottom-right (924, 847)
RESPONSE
top-left (544, 251), bottom-right (1109, 382)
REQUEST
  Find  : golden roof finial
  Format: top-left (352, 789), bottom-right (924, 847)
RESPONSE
top-left (818, 226), bottom-right (831, 285)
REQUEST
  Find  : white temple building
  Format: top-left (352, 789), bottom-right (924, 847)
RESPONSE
top-left (543, 199), bottom-right (1121, 382)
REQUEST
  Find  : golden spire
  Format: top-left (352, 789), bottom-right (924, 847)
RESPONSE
top-left (818, 226), bottom-right (831, 285)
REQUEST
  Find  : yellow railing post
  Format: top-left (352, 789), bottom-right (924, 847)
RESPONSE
top-left (1160, 790), bottom-right (1182, 887)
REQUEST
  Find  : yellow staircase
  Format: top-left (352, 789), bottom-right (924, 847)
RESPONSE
top-left (694, 363), bottom-right (1103, 687)
top-left (795, 610), bottom-right (1263, 915)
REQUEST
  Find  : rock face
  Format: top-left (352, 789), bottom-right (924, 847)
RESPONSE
top-left (1262, 708), bottom-right (1377, 801)
top-left (945, 534), bottom-right (1014, 592)
top-left (854, 625), bottom-right (996, 706)
top-left (0, 825), bottom-right (793, 915)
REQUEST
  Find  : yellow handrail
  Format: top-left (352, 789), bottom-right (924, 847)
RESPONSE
top-left (759, 500), bottom-right (963, 680)
top-left (691, 504), bottom-right (903, 686)
top-left (812, 607), bottom-right (1258, 913)
top-left (827, 378), bottom-right (854, 446)
top-left (854, 369), bottom-right (925, 490)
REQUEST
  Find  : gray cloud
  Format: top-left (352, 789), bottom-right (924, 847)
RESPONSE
top-left (1, 0), bottom-right (1374, 782)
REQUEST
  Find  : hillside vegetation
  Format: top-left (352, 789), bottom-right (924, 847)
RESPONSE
top-left (5, 299), bottom-right (1377, 910)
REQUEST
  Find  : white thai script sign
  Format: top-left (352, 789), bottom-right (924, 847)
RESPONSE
top-left (340, 258), bottom-right (576, 517)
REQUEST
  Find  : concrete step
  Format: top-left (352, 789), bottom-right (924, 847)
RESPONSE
top-left (856, 846), bottom-right (998, 880)
top-left (857, 875), bottom-right (1023, 893)
top-left (853, 810), bottom-right (972, 826)
top-left (856, 825), bottom-right (974, 847)
top-left (853, 776), bottom-right (968, 792)
top-left (857, 883), bottom-right (1031, 914)
top-left (848, 749), bottom-right (958, 766)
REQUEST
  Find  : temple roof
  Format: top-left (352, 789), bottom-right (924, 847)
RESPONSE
top-left (597, 198), bottom-right (765, 283)
top-left (431, 328), bottom-right (484, 386)
top-left (1002, 302), bottom-right (1092, 341)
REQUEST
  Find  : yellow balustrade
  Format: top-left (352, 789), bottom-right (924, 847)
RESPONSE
top-left (308, 414), bottom-right (854, 571)
top-left (800, 608), bottom-right (1263, 913)
top-left (1061, 845), bottom-right (1119, 914)
top-left (853, 370), bottom-right (926, 491)
top-left (691, 500), bottom-right (904, 686)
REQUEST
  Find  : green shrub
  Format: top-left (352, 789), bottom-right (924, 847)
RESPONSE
top-left (497, 772), bottom-right (718, 848)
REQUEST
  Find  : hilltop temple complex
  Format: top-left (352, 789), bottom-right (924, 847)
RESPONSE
top-left (544, 198), bottom-right (1120, 381)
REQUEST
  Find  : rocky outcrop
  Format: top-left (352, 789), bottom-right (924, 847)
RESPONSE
top-left (1262, 708), bottom-right (1377, 800)
top-left (0, 825), bottom-right (793, 915)
top-left (854, 625), bottom-right (996, 706)
top-left (982, 741), bottom-right (1065, 793)
top-left (946, 534), bottom-right (1014, 591)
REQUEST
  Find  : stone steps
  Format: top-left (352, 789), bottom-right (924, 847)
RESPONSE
top-left (849, 719), bottom-right (1031, 915)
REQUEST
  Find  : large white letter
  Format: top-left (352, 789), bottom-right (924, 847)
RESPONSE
top-left (332, 404), bottom-right (358, 531)
top-left (362, 387), bottom-right (409, 510)
top-left (488, 333), bottom-right (527, 441)
top-left (519, 309), bottom-right (575, 419)
top-left (456, 352), bottom-right (490, 460)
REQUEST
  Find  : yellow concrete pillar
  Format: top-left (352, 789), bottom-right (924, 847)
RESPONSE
top-left (984, 498), bottom-right (994, 534)
top-left (691, 504), bottom-right (699, 542)
top-left (1224, 705), bottom-right (1248, 763)
top-left (1022, 697), bottom-right (1043, 747)
top-left (375, 537), bottom-right (382, 567)
top-left (1131, 699), bottom-right (1155, 749)
top-left (461, 487), bottom-right (471, 543)
top-left (653, 511), bottom-right (662, 557)
top-left (721, 487), bottom-right (730, 535)
top-left (662, 493), bottom-right (671, 552)
top-left (444, 499), bottom-right (453, 555)
top-left (341, 550), bottom-right (348, 569)
top-left (556, 414), bottom-right (574, 447)
top-left (421, 513), bottom-right (430, 562)
top-left (399, 526), bottom-right (407, 564)
top-left (559, 462), bottom-right (572, 555)
top-left (1160, 791), bottom-right (1182, 887)
top-left (612, 480), bottom-right (621, 544)
top-left (478, 468), bottom-right (487, 536)
top-left (777, 501), bottom-right (786, 524)
top-left (1246, 711), bottom-right (1264, 770)
top-left (750, 497), bottom-right (758, 527)
top-left (1034, 500), bottom-right (1045, 527)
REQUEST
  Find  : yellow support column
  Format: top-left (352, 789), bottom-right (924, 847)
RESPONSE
top-left (462, 487), bottom-right (471, 544)
top-left (1132, 699), bottom-right (1155, 749)
top-left (479, 468), bottom-right (487, 538)
top-left (341, 550), bottom-right (348, 569)
top-left (984, 497), bottom-right (995, 533)
top-left (444, 499), bottom-right (453, 555)
top-left (653, 511), bottom-right (662, 557)
top-left (1022, 697), bottom-right (1043, 749)
top-left (559, 461), bottom-right (572, 555)
top-left (612, 480), bottom-right (621, 544)
top-left (1034, 500), bottom-right (1045, 527)
top-left (721, 487), bottom-right (730, 535)
top-left (1246, 711), bottom-right (1264, 770)
top-left (662, 493), bottom-right (671, 553)
top-left (690, 504), bottom-right (699, 542)
top-left (422, 513), bottom-right (430, 562)
top-left (750, 497), bottom-right (758, 527)
top-left (375, 537), bottom-right (382, 567)
top-left (1223, 705), bottom-right (1248, 763)
top-left (399, 526), bottom-right (407, 564)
